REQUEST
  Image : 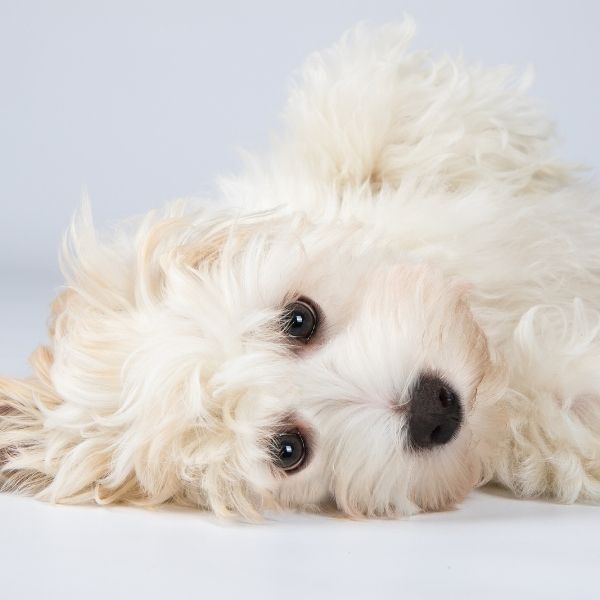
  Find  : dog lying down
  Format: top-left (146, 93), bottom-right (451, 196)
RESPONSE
top-left (2, 20), bottom-right (600, 519)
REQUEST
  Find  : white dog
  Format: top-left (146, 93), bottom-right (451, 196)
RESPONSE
top-left (2, 20), bottom-right (600, 519)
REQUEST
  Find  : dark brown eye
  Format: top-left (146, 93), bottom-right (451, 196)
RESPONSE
top-left (282, 299), bottom-right (318, 341)
top-left (272, 431), bottom-right (306, 472)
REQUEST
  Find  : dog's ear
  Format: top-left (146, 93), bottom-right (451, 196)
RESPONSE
top-left (3, 201), bottom-right (293, 510)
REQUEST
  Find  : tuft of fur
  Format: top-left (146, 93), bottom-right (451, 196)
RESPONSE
top-left (2, 19), bottom-right (600, 519)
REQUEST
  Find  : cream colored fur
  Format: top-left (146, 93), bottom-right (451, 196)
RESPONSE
top-left (2, 20), bottom-right (600, 518)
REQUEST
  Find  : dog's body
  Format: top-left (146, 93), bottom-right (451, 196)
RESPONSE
top-left (2, 21), bottom-right (600, 517)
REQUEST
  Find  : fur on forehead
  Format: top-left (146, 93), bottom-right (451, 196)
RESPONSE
top-left (63, 196), bottom-right (422, 313)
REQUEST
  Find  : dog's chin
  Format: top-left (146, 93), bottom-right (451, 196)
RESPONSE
top-left (410, 443), bottom-right (480, 514)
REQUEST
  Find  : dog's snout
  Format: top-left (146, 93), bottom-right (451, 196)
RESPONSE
top-left (407, 374), bottom-right (462, 450)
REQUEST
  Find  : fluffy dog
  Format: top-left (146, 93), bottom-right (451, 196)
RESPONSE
top-left (2, 20), bottom-right (600, 519)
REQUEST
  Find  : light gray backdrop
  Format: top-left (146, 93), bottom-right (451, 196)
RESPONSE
top-left (1, 0), bottom-right (599, 375)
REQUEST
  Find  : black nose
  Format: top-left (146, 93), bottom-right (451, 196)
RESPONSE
top-left (407, 374), bottom-right (462, 450)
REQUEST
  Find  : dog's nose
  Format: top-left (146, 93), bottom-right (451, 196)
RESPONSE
top-left (407, 374), bottom-right (462, 450)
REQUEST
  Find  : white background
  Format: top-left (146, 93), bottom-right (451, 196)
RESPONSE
top-left (1, 1), bottom-right (599, 598)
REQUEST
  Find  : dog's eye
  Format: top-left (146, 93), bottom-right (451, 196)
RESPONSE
top-left (272, 431), bottom-right (307, 472)
top-left (281, 299), bottom-right (318, 341)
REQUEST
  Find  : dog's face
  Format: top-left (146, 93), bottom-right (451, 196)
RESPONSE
top-left (79, 204), bottom-right (497, 519)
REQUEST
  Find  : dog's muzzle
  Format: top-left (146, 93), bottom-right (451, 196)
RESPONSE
top-left (407, 374), bottom-right (463, 450)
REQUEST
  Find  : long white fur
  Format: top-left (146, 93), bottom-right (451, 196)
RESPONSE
top-left (2, 19), bottom-right (600, 518)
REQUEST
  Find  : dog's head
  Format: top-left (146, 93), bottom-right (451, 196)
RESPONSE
top-left (48, 200), bottom-right (503, 518)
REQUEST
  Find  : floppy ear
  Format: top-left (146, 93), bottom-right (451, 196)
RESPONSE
top-left (0, 199), bottom-right (131, 498)
top-left (267, 19), bottom-right (570, 194)
top-left (0, 200), bottom-right (202, 504)
top-left (1, 200), bottom-right (281, 512)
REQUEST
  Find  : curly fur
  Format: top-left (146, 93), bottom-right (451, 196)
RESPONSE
top-left (2, 20), bottom-right (600, 519)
